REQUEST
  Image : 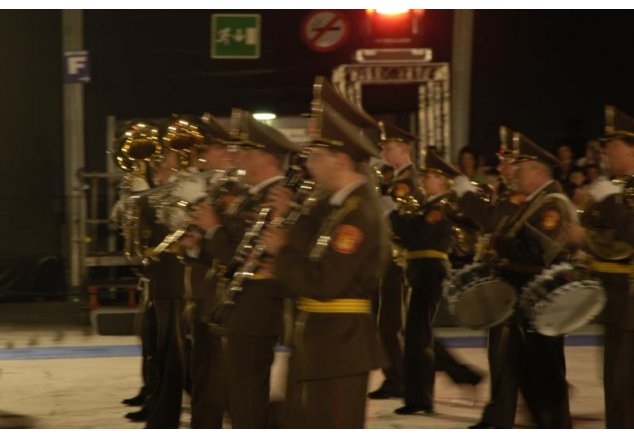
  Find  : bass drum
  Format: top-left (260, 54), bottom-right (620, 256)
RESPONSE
top-left (443, 262), bottom-right (518, 329)
top-left (520, 262), bottom-right (607, 337)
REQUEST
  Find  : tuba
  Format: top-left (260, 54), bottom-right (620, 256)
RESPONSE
top-left (579, 177), bottom-right (634, 261)
top-left (112, 122), bottom-right (163, 261)
top-left (162, 116), bottom-right (204, 169)
top-left (443, 181), bottom-right (492, 258)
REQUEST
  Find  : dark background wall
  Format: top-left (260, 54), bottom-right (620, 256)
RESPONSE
top-left (0, 11), bottom-right (63, 259)
top-left (2, 10), bottom-right (634, 260)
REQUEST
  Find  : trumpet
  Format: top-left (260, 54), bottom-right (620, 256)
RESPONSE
top-left (372, 165), bottom-right (423, 216)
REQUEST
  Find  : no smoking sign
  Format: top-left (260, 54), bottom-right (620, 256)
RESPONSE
top-left (301, 10), bottom-right (351, 53)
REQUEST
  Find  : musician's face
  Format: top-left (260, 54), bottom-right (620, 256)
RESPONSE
top-left (515, 160), bottom-right (547, 195)
top-left (381, 141), bottom-right (408, 167)
top-left (603, 139), bottom-right (634, 176)
top-left (198, 144), bottom-right (231, 170)
top-left (306, 147), bottom-right (338, 191)
top-left (497, 156), bottom-right (518, 183)
top-left (421, 171), bottom-right (447, 196)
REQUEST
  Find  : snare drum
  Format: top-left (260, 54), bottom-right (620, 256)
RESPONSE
top-left (443, 262), bottom-right (518, 329)
top-left (520, 262), bottom-right (607, 337)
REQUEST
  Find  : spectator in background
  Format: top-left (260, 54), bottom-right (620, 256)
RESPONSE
top-left (585, 164), bottom-right (602, 184)
top-left (568, 166), bottom-right (586, 188)
top-left (556, 143), bottom-right (575, 182)
top-left (564, 166), bottom-right (592, 210)
top-left (570, 185), bottom-right (591, 210)
top-left (457, 145), bottom-right (487, 184)
top-left (576, 139), bottom-right (602, 168)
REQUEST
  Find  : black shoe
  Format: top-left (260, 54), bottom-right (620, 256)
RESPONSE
top-left (125, 408), bottom-right (150, 422)
top-left (121, 394), bottom-right (146, 406)
top-left (464, 372), bottom-right (484, 386)
top-left (468, 421), bottom-right (495, 429)
top-left (394, 405), bottom-right (435, 415)
top-left (367, 387), bottom-right (404, 399)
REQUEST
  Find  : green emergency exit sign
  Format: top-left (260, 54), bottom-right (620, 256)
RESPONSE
top-left (211, 14), bottom-right (261, 59)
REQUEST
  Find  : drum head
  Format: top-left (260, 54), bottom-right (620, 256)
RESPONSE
top-left (532, 281), bottom-right (607, 337)
top-left (451, 280), bottom-right (517, 329)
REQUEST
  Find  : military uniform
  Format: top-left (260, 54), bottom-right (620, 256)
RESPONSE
top-left (583, 106), bottom-right (634, 428)
top-left (390, 191), bottom-right (452, 412)
top-left (487, 132), bottom-right (573, 428)
top-left (144, 207), bottom-right (186, 429)
top-left (269, 76), bottom-right (388, 428)
top-left (179, 116), bottom-right (237, 428)
top-left (458, 187), bottom-right (526, 428)
top-left (200, 109), bottom-right (300, 429)
top-left (455, 129), bottom-right (526, 428)
top-left (372, 161), bottom-right (424, 398)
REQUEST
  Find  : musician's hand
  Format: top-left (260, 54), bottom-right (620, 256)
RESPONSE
top-left (179, 230), bottom-right (202, 250)
top-left (266, 186), bottom-right (294, 219)
top-left (587, 177), bottom-right (622, 202)
top-left (191, 203), bottom-right (220, 231)
top-left (255, 259), bottom-right (276, 279)
top-left (259, 227), bottom-right (289, 256)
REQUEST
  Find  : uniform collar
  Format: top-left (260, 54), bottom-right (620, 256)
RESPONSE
top-left (526, 179), bottom-right (555, 202)
top-left (425, 191), bottom-right (449, 204)
top-left (248, 174), bottom-right (285, 195)
top-left (394, 163), bottom-right (413, 178)
top-left (329, 178), bottom-right (368, 206)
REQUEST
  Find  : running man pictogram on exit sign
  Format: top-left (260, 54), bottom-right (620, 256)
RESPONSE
top-left (211, 14), bottom-right (261, 59)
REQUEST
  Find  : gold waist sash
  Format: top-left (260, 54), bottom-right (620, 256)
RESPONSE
top-left (297, 298), bottom-right (372, 314)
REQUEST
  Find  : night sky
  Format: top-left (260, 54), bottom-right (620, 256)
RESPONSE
top-left (2, 9), bottom-right (634, 258)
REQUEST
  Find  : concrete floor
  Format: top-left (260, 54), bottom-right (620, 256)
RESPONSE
top-left (0, 301), bottom-right (607, 429)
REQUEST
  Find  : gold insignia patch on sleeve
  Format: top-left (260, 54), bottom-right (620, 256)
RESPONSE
top-left (540, 209), bottom-right (561, 231)
top-left (331, 224), bottom-right (364, 254)
top-left (510, 193), bottom-right (526, 205)
top-left (424, 209), bottom-right (443, 224)
top-left (394, 183), bottom-right (411, 198)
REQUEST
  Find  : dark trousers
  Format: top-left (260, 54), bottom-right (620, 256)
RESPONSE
top-left (188, 301), bottom-right (226, 428)
top-left (403, 259), bottom-right (447, 408)
top-left (434, 339), bottom-right (481, 385)
top-left (135, 299), bottom-right (158, 404)
top-left (297, 373), bottom-right (369, 428)
top-left (223, 335), bottom-right (277, 428)
top-left (479, 293), bottom-right (571, 428)
top-left (596, 272), bottom-right (634, 428)
top-left (145, 298), bottom-right (185, 429)
top-left (480, 321), bottom-right (519, 427)
top-left (375, 259), bottom-right (405, 391)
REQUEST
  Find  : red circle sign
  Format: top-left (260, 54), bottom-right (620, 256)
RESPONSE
top-left (301, 10), bottom-right (351, 53)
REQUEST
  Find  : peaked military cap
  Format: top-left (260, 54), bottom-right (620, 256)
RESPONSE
top-left (198, 112), bottom-right (234, 147)
top-left (312, 76), bottom-right (378, 132)
top-left (230, 108), bottom-right (301, 155)
top-left (420, 148), bottom-right (461, 179)
top-left (498, 125), bottom-right (519, 158)
top-left (308, 103), bottom-right (381, 161)
top-left (378, 120), bottom-right (418, 145)
top-left (511, 131), bottom-right (561, 169)
top-left (600, 105), bottom-right (634, 145)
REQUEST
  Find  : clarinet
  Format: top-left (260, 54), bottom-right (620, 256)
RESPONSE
top-left (205, 164), bottom-right (309, 328)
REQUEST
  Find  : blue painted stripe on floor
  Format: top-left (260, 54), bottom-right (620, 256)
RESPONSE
top-left (0, 345), bottom-right (141, 360)
top-left (0, 334), bottom-right (604, 361)
top-left (439, 334), bottom-right (604, 348)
